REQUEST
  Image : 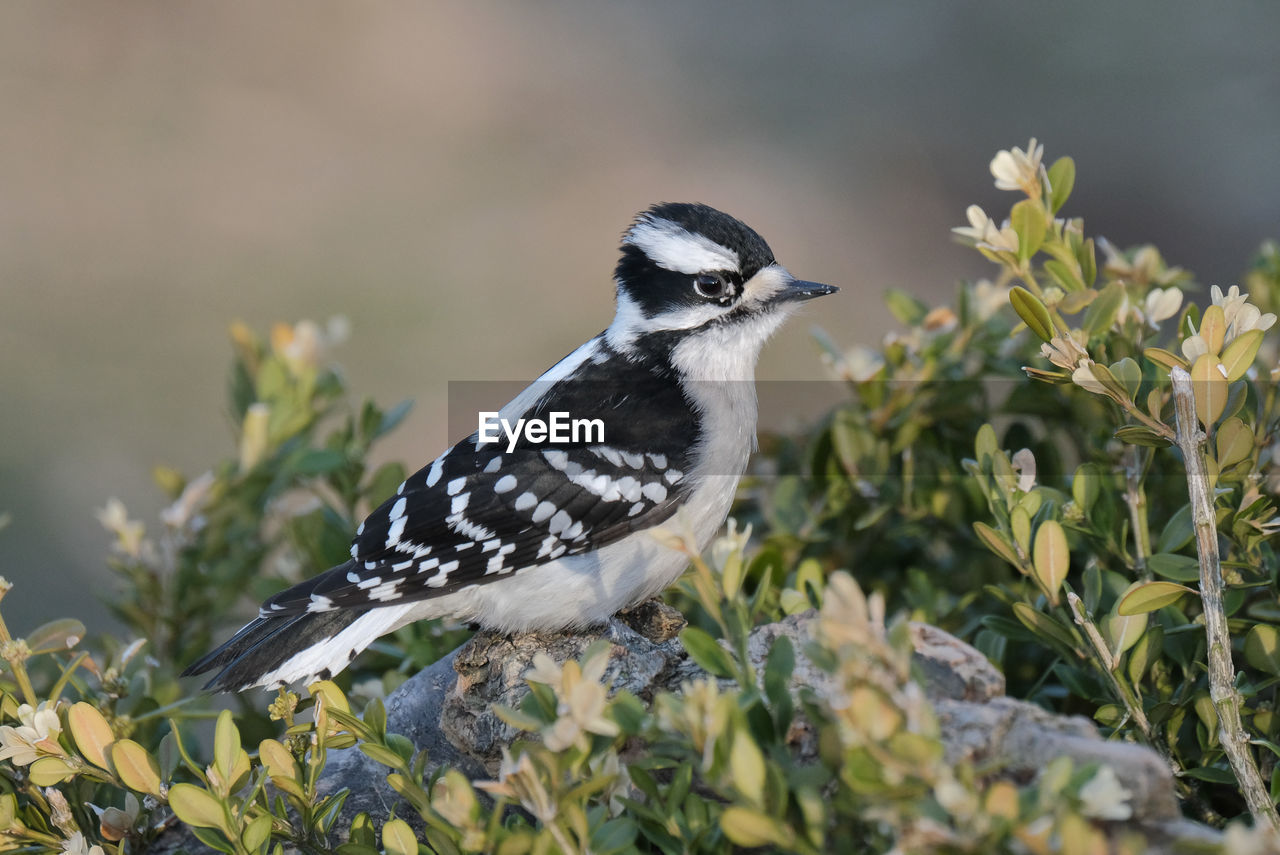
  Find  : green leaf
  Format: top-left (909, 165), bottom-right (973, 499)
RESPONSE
top-left (1009, 286), bottom-right (1054, 342)
top-left (1113, 425), bottom-right (1172, 447)
top-left (1146, 552), bottom-right (1200, 582)
top-left (764, 636), bottom-right (795, 732)
top-left (1157, 506), bottom-right (1195, 554)
top-left (1011, 199), bottom-right (1046, 262)
top-left (377, 399), bottom-right (413, 438)
top-left (26, 618), bottom-right (86, 654)
top-left (1080, 237), bottom-right (1098, 288)
top-left (1044, 259), bottom-right (1084, 292)
top-left (169, 783), bottom-right (230, 832)
top-left (1032, 520), bottom-right (1069, 603)
top-left (1246, 625), bottom-right (1280, 676)
top-left (67, 701), bottom-right (115, 771)
top-left (1116, 581), bottom-right (1194, 615)
top-left (293, 448), bottom-right (347, 475)
top-left (1221, 329), bottom-right (1263, 382)
top-left (1127, 624), bottom-right (1163, 685)
top-left (1011, 602), bottom-right (1080, 656)
top-left (1081, 281), bottom-right (1125, 338)
top-left (1047, 156), bottom-right (1076, 213)
top-left (1109, 357), bottom-right (1141, 400)
top-left (679, 627), bottom-right (735, 679)
top-left (884, 288), bottom-right (928, 326)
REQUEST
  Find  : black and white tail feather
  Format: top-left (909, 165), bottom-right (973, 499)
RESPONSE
top-left (182, 202), bottom-right (836, 691)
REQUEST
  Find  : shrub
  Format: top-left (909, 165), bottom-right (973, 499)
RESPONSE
top-left (2, 142), bottom-right (1279, 852)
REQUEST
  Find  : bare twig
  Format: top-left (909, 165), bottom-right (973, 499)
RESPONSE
top-left (1170, 366), bottom-right (1280, 831)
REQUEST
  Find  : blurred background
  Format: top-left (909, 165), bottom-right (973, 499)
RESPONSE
top-left (2, 1), bottom-right (1278, 632)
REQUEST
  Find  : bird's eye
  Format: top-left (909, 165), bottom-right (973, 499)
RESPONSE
top-left (693, 272), bottom-right (729, 300)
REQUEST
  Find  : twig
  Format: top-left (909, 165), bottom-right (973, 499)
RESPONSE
top-left (1170, 366), bottom-right (1280, 831)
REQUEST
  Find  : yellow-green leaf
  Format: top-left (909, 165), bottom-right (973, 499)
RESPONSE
top-left (110, 739), bottom-right (162, 796)
top-left (242, 814), bottom-right (273, 852)
top-left (168, 783), bottom-right (230, 832)
top-left (1190, 353), bottom-right (1228, 429)
top-left (1144, 346), bottom-right (1187, 372)
top-left (973, 522), bottom-right (1020, 568)
top-left (29, 755), bottom-right (78, 787)
top-left (67, 702), bottom-right (115, 771)
top-left (1102, 612), bottom-right (1146, 661)
top-left (1082, 281), bottom-right (1125, 338)
top-left (1010, 506), bottom-right (1032, 553)
top-left (257, 739), bottom-right (295, 782)
top-left (1109, 357), bottom-right (1141, 400)
top-left (1116, 581), bottom-right (1194, 616)
top-left (720, 806), bottom-right (795, 848)
top-left (1086, 361), bottom-right (1130, 401)
top-left (1199, 304), bottom-right (1226, 355)
top-left (381, 817), bottom-right (418, 855)
top-left (1113, 425), bottom-right (1173, 448)
top-left (1011, 199), bottom-right (1046, 262)
top-left (1011, 602), bottom-right (1080, 656)
top-left (1221, 328), bottom-right (1263, 382)
top-left (729, 732), bottom-right (766, 809)
top-left (1215, 417), bottom-right (1254, 469)
top-left (26, 618), bottom-right (86, 655)
top-left (1032, 520), bottom-right (1069, 603)
top-left (1047, 156), bottom-right (1076, 213)
top-left (213, 709), bottom-right (241, 789)
top-left (1009, 286), bottom-right (1054, 342)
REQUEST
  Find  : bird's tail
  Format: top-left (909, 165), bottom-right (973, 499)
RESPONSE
top-left (181, 608), bottom-right (375, 692)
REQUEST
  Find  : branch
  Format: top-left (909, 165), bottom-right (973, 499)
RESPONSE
top-left (1170, 366), bottom-right (1279, 831)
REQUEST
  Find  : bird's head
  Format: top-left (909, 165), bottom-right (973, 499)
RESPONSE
top-left (605, 203), bottom-right (836, 375)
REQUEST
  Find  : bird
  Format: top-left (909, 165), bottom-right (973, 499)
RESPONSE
top-left (182, 202), bottom-right (837, 691)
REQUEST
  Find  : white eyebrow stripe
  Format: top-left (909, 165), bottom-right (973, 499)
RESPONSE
top-left (625, 217), bottom-right (739, 274)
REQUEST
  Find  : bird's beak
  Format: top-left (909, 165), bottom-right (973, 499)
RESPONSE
top-left (773, 278), bottom-right (838, 304)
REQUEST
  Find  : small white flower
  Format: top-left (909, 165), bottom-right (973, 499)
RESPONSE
top-left (1143, 287), bottom-right (1183, 326)
top-left (476, 750), bottom-right (558, 823)
top-left (1011, 449), bottom-right (1037, 493)
top-left (159, 470), bottom-right (216, 530)
top-left (96, 499), bottom-right (146, 559)
top-left (1071, 362), bottom-right (1111, 397)
top-left (1039, 333), bottom-right (1089, 372)
top-left (990, 138), bottom-right (1045, 197)
top-left (971, 279), bottom-right (1012, 322)
top-left (952, 206), bottom-right (1019, 255)
top-left (1077, 765), bottom-right (1133, 821)
top-left (61, 832), bottom-right (105, 855)
top-left (0, 702), bottom-right (66, 765)
top-left (824, 346), bottom-right (885, 383)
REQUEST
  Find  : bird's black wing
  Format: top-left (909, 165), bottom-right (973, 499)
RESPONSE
top-left (260, 346), bottom-right (700, 617)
